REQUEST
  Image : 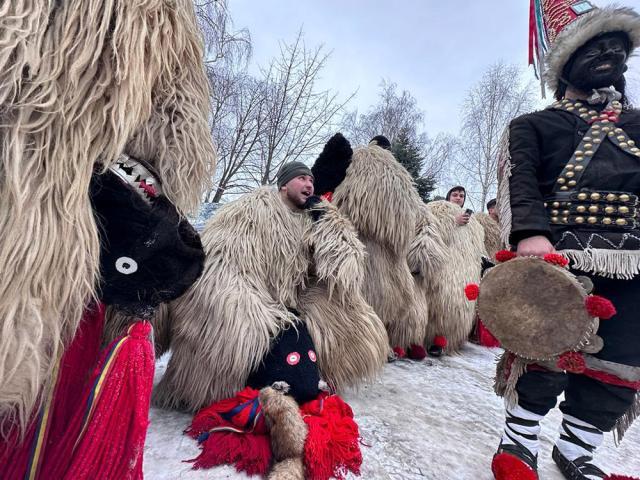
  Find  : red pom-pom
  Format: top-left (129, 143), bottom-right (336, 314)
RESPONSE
top-left (491, 452), bottom-right (538, 480)
top-left (433, 336), bottom-right (448, 348)
top-left (465, 283), bottom-right (480, 301)
top-left (321, 192), bottom-right (333, 202)
top-left (557, 352), bottom-right (586, 374)
top-left (408, 344), bottom-right (427, 360)
top-left (585, 295), bottom-right (617, 320)
top-left (392, 347), bottom-right (406, 359)
top-left (495, 250), bottom-right (518, 263)
top-left (543, 253), bottom-right (569, 267)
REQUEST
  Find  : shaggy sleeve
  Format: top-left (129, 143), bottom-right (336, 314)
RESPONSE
top-left (407, 208), bottom-right (447, 278)
top-left (307, 200), bottom-right (365, 300)
top-left (508, 117), bottom-right (552, 245)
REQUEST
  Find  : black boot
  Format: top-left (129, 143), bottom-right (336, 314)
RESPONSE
top-left (427, 345), bottom-right (443, 357)
top-left (552, 445), bottom-right (607, 479)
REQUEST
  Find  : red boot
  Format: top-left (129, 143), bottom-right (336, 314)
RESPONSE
top-left (492, 442), bottom-right (538, 480)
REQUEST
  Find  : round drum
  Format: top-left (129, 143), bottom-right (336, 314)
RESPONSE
top-left (477, 257), bottom-right (595, 360)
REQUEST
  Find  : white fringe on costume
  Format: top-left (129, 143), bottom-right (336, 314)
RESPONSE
top-left (424, 201), bottom-right (486, 351)
top-left (154, 188), bottom-right (388, 412)
top-left (0, 0), bottom-right (215, 433)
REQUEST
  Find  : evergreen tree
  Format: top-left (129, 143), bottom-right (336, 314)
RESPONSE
top-left (391, 129), bottom-right (436, 203)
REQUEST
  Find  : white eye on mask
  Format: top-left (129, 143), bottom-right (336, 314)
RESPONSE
top-left (115, 256), bottom-right (138, 275)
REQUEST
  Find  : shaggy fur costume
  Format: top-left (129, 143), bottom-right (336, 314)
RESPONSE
top-left (424, 201), bottom-right (486, 351)
top-left (154, 188), bottom-right (388, 412)
top-left (474, 212), bottom-right (502, 261)
top-left (332, 144), bottom-right (443, 349)
top-left (0, 0), bottom-right (215, 431)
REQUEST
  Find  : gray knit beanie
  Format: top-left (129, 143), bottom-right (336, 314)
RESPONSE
top-left (276, 162), bottom-right (314, 189)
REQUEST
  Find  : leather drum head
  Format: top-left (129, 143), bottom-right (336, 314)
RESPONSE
top-left (477, 257), bottom-right (592, 360)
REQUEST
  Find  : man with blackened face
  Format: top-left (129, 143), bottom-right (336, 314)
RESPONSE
top-left (491, 3), bottom-right (640, 480)
top-left (560, 31), bottom-right (631, 99)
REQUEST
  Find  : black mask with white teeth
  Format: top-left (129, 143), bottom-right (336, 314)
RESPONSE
top-left (564, 31), bottom-right (630, 93)
top-left (90, 155), bottom-right (205, 317)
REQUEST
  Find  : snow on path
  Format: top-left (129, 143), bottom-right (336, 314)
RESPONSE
top-left (144, 344), bottom-right (639, 479)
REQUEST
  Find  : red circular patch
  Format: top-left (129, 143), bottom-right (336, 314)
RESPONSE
top-left (286, 352), bottom-right (300, 365)
top-left (308, 350), bottom-right (317, 362)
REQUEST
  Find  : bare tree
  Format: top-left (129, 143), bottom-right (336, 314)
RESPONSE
top-left (423, 132), bottom-right (458, 182)
top-left (343, 80), bottom-right (455, 186)
top-left (343, 80), bottom-right (424, 146)
top-left (194, 0), bottom-right (252, 68)
top-left (206, 75), bottom-right (265, 202)
top-left (454, 62), bottom-right (536, 210)
top-left (244, 31), bottom-right (354, 187)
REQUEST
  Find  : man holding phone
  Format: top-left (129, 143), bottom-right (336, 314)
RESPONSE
top-left (446, 185), bottom-right (472, 225)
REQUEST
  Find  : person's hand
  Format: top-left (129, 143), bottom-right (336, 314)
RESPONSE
top-left (303, 195), bottom-right (324, 222)
top-left (516, 235), bottom-right (555, 258)
top-left (455, 212), bottom-right (470, 226)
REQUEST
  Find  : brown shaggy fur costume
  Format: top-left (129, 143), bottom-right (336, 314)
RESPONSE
top-left (423, 201), bottom-right (486, 351)
top-left (0, 1), bottom-right (215, 431)
top-left (332, 144), bottom-right (446, 349)
top-left (154, 188), bottom-right (388, 412)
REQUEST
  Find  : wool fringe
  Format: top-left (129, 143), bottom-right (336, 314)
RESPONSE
top-left (494, 352), bottom-right (529, 409)
top-left (614, 392), bottom-right (640, 446)
top-left (562, 249), bottom-right (640, 280)
top-left (496, 128), bottom-right (513, 247)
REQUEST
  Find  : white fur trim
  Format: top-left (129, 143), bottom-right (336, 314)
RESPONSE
top-left (545, 6), bottom-right (640, 92)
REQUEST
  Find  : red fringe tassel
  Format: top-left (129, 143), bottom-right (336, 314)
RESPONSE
top-left (302, 393), bottom-right (362, 480)
top-left (187, 390), bottom-right (362, 480)
top-left (62, 321), bottom-right (155, 480)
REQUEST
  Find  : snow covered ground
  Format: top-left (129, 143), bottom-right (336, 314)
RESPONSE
top-left (144, 344), bottom-right (639, 479)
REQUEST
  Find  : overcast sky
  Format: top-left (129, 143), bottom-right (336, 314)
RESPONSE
top-left (230, 0), bottom-right (640, 139)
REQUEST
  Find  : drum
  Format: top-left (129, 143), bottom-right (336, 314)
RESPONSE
top-left (472, 255), bottom-right (608, 361)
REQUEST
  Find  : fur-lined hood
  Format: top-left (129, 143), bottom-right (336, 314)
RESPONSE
top-left (545, 5), bottom-right (640, 92)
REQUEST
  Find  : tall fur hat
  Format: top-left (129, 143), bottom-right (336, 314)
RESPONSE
top-left (530, 1), bottom-right (640, 93)
top-left (310, 133), bottom-right (353, 196)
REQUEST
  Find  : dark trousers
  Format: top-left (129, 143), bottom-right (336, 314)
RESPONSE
top-left (515, 273), bottom-right (640, 431)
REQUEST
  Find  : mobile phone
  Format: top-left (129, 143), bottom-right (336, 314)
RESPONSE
top-left (465, 208), bottom-right (473, 215)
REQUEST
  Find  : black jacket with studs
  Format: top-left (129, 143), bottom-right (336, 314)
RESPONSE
top-left (507, 105), bottom-right (640, 248)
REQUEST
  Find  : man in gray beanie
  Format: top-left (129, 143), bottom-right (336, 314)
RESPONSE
top-left (276, 161), bottom-right (315, 211)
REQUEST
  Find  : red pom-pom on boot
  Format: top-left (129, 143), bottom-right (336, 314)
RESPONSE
top-left (408, 344), bottom-right (427, 360)
top-left (433, 336), bottom-right (447, 348)
top-left (427, 336), bottom-right (447, 357)
top-left (392, 347), bottom-right (406, 359)
top-left (492, 452), bottom-right (539, 480)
